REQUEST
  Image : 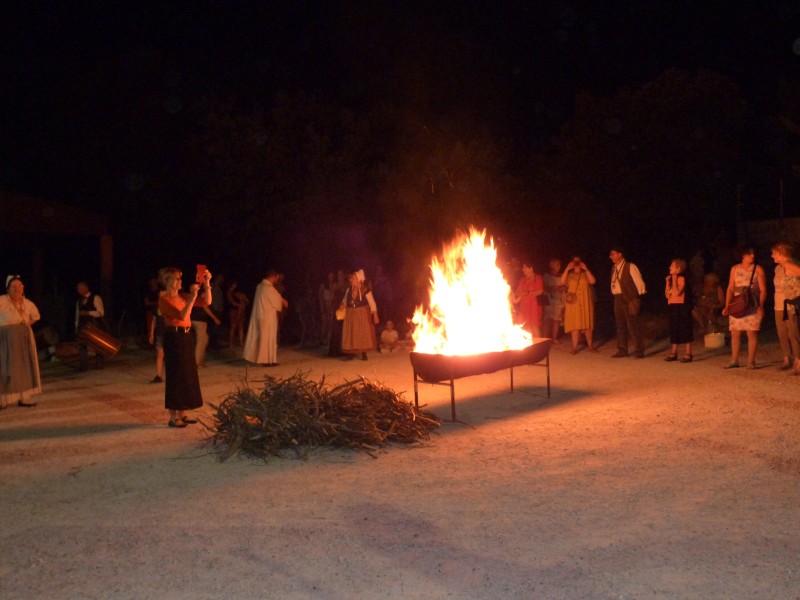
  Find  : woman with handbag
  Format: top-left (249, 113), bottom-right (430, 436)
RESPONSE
top-left (560, 256), bottom-right (597, 354)
top-left (722, 246), bottom-right (766, 369)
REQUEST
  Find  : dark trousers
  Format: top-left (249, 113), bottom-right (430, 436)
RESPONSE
top-left (78, 341), bottom-right (105, 369)
top-left (613, 294), bottom-right (644, 354)
top-left (78, 320), bottom-right (105, 370)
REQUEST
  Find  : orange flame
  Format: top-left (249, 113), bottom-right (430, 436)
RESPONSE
top-left (412, 228), bottom-right (532, 355)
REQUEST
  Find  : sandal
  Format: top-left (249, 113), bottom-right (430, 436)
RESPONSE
top-left (180, 416), bottom-right (198, 424)
top-left (663, 354), bottom-right (678, 362)
top-left (723, 362), bottom-right (739, 369)
top-left (168, 419), bottom-right (187, 428)
top-left (680, 355), bottom-right (693, 363)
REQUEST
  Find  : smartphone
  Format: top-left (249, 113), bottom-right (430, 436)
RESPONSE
top-left (196, 264), bottom-right (207, 283)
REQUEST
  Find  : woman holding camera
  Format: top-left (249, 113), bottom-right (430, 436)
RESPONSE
top-left (158, 267), bottom-right (212, 428)
top-left (560, 256), bottom-right (597, 354)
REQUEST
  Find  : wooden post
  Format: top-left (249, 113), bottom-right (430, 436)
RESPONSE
top-left (99, 233), bottom-right (113, 325)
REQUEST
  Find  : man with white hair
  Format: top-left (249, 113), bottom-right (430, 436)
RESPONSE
top-left (243, 269), bottom-right (288, 367)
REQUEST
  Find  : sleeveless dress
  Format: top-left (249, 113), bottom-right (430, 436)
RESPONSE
top-left (728, 265), bottom-right (761, 332)
top-left (543, 272), bottom-right (565, 322)
top-left (563, 272), bottom-right (594, 333)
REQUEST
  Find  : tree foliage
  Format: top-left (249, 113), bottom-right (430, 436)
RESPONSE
top-left (184, 67), bottom-right (753, 312)
top-left (554, 68), bottom-right (747, 258)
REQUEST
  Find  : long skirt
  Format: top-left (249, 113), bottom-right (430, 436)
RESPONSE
top-left (163, 328), bottom-right (203, 411)
top-left (342, 305), bottom-right (376, 353)
top-left (0, 323), bottom-right (42, 407)
top-left (668, 303), bottom-right (693, 344)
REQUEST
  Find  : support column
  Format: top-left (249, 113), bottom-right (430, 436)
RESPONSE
top-left (100, 234), bottom-right (114, 327)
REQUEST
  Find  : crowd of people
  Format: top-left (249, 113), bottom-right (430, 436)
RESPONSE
top-left (1, 239), bottom-right (799, 425)
top-left (507, 242), bottom-right (800, 374)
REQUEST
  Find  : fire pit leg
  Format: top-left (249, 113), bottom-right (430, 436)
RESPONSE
top-left (413, 370), bottom-right (419, 408)
top-left (546, 354), bottom-right (551, 398)
top-left (450, 378), bottom-right (456, 421)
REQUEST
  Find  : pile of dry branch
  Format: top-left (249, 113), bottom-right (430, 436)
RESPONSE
top-left (205, 372), bottom-right (441, 461)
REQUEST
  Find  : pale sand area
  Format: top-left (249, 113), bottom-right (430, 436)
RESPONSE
top-left (1, 336), bottom-right (798, 599)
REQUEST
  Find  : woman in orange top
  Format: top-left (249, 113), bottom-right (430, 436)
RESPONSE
top-left (158, 267), bottom-right (212, 428)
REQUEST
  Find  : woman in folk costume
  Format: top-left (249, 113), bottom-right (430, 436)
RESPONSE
top-left (340, 269), bottom-right (379, 360)
top-left (0, 276), bottom-right (42, 408)
top-left (243, 269), bottom-right (288, 367)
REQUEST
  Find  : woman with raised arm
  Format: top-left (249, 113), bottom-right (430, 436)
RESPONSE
top-left (158, 267), bottom-right (212, 427)
top-left (560, 256), bottom-right (597, 354)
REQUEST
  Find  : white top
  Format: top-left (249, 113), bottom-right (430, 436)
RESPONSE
top-left (252, 280), bottom-right (285, 317)
top-left (0, 295), bottom-right (41, 326)
top-left (610, 260), bottom-right (646, 295)
top-left (75, 293), bottom-right (105, 328)
top-left (342, 288), bottom-right (378, 313)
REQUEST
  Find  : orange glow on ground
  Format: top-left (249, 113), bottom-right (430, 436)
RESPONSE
top-left (412, 228), bottom-right (532, 356)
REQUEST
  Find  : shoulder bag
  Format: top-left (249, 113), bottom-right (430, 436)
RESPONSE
top-left (565, 272), bottom-right (583, 304)
top-left (727, 266), bottom-right (757, 318)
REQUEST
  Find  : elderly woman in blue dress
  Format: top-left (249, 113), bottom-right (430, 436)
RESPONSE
top-left (0, 276), bottom-right (42, 408)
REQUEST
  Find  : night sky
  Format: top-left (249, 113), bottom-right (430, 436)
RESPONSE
top-left (2, 1), bottom-right (800, 327)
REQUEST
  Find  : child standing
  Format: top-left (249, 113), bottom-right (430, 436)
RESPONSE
top-left (664, 258), bottom-right (693, 362)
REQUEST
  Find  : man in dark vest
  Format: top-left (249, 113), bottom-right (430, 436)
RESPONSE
top-left (609, 246), bottom-right (647, 358)
top-left (76, 281), bottom-right (106, 371)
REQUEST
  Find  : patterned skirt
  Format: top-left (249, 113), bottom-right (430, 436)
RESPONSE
top-left (0, 323), bottom-right (42, 407)
top-left (342, 305), bottom-right (376, 353)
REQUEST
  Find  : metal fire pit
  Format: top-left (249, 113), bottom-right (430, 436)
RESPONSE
top-left (410, 339), bottom-right (553, 421)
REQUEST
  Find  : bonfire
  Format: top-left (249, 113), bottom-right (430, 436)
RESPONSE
top-left (412, 227), bottom-right (532, 355)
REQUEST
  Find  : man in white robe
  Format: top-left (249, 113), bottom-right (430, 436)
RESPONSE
top-left (243, 270), bottom-right (287, 366)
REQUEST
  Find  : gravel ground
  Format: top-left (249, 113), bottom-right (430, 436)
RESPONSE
top-left (1, 336), bottom-right (799, 599)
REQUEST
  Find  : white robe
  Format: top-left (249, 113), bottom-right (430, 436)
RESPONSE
top-left (242, 280), bottom-right (284, 364)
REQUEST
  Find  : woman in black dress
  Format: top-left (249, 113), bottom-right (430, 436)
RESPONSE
top-left (157, 267), bottom-right (212, 427)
